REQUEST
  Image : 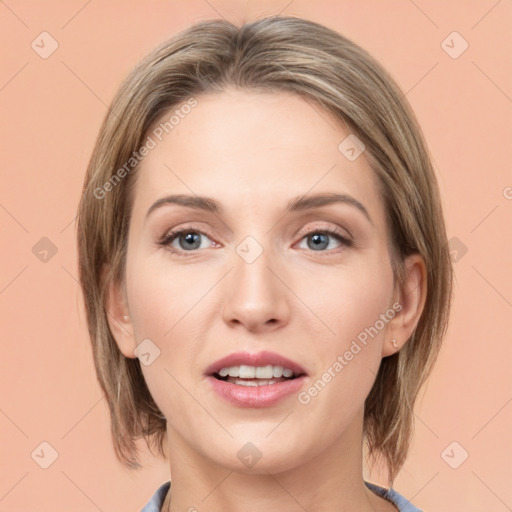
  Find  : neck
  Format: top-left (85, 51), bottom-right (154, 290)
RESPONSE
top-left (161, 407), bottom-right (395, 512)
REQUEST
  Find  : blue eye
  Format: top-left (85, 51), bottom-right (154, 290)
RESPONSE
top-left (158, 227), bottom-right (352, 257)
top-left (298, 230), bottom-right (352, 252)
top-left (159, 229), bottom-right (213, 255)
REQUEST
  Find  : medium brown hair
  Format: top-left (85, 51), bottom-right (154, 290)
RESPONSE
top-left (77, 15), bottom-right (453, 485)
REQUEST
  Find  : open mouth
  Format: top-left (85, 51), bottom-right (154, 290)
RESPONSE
top-left (212, 364), bottom-right (304, 387)
top-left (205, 351), bottom-right (308, 406)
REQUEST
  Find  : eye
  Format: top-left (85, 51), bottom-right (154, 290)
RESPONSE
top-left (158, 228), bottom-right (216, 256)
top-left (158, 226), bottom-right (353, 257)
top-left (297, 228), bottom-right (352, 252)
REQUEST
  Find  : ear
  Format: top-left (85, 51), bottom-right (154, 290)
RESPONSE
top-left (103, 265), bottom-right (137, 359)
top-left (382, 253), bottom-right (427, 357)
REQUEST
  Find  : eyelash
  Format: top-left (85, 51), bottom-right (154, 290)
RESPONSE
top-left (157, 225), bottom-right (353, 257)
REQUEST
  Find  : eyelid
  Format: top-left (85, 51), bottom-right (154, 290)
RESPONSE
top-left (157, 224), bottom-right (217, 247)
top-left (295, 221), bottom-right (353, 242)
top-left (157, 221), bottom-right (354, 256)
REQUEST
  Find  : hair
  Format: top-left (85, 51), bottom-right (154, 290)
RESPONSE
top-left (77, 15), bottom-right (453, 485)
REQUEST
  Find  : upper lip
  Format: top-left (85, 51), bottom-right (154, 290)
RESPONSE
top-left (205, 351), bottom-right (307, 376)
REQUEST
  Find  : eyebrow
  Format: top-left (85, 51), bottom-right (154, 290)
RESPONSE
top-left (146, 192), bottom-right (372, 224)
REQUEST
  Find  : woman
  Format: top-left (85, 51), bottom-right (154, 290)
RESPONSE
top-left (77, 15), bottom-right (453, 512)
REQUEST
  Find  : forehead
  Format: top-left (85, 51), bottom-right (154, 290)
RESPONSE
top-left (132, 88), bottom-right (385, 224)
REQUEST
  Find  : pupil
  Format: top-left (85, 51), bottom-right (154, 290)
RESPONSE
top-left (181, 232), bottom-right (200, 249)
top-left (309, 233), bottom-right (328, 250)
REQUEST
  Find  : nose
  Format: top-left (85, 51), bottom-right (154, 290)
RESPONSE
top-left (221, 241), bottom-right (291, 333)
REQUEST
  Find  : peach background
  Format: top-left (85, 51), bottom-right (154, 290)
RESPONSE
top-left (1, 1), bottom-right (511, 511)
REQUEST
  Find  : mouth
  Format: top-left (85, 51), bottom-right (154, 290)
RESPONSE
top-left (212, 364), bottom-right (304, 386)
top-left (205, 351), bottom-right (308, 407)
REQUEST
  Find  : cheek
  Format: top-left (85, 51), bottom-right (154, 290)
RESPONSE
top-left (125, 251), bottom-right (205, 339)
top-left (124, 252), bottom-right (210, 404)
top-left (125, 257), bottom-right (202, 424)
top-left (298, 256), bottom-right (394, 347)
top-left (297, 258), bottom-right (393, 403)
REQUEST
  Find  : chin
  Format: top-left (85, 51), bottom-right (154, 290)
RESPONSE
top-left (200, 435), bottom-right (315, 476)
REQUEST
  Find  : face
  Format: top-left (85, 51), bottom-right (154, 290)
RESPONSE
top-left (112, 88), bottom-right (403, 474)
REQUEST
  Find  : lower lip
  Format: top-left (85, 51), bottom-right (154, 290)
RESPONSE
top-left (206, 375), bottom-right (307, 408)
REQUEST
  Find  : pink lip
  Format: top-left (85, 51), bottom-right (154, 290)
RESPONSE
top-left (207, 374), bottom-right (307, 408)
top-left (205, 351), bottom-right (308, 408)
top-left (204, 350), bottom-right (307, 377)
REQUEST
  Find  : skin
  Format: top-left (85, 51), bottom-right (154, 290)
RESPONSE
top-left (107, 88), bottom-right (426, 512)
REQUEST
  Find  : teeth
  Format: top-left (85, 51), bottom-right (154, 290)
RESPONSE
top-left (272, 365), bottom-right (284, 378)
top-left (255, 365), bottom-right (273, 379)
top-left (217, 365), bottom-right (296, 379)
top-left (231, 379), bottom-right (279, 387)
top-left (239, 365), bottom-right (255, 378)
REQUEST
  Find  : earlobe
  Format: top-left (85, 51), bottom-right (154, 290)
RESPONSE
top-left (103, 265), bottom-right (137, 359)
top-left (382, 254), bottom-right (427, 357)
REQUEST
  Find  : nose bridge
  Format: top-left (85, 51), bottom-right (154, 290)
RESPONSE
top-left (221, 233), bottom-right (290, 331)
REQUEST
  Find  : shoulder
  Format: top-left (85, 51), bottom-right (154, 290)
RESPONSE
top-left (140, 481), bottom-right (171, 512)
top-left (364, 481), bottom-right (423, 512)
